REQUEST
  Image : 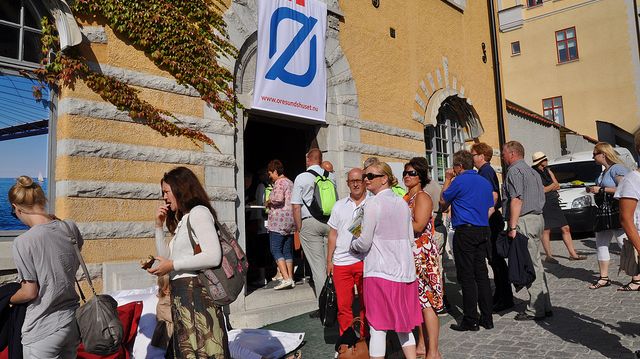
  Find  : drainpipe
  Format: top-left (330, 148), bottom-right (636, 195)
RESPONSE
top-left (487, 0), bottom-right (507, 176)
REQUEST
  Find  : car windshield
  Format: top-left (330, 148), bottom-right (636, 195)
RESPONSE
top-left (548, 161), bottom-right (602, 186)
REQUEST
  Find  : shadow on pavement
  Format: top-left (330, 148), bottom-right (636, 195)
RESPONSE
top-left (536, 306), bottom-right (635, 358)
top-left (542, 255), bottom-right (626, 287)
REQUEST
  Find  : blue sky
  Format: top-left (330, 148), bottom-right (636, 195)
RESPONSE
top-left (0, 73), bottom-right (49, 178)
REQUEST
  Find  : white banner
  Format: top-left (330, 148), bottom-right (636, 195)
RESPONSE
top-left (253, 0), bottom-right (327, 123)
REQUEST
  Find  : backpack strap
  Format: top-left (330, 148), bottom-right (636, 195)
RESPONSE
top-left (306, 169), bottom-right (330, 179)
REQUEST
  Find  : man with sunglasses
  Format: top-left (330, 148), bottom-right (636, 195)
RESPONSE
top-left (440, 150), bottom-right (495, 331)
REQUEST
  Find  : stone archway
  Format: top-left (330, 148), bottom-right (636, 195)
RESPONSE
top-left (411, 56), bottom-right (483, 140)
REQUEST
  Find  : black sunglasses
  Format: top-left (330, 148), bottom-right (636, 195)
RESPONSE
top-left (362, 173), bottom-right (385, 181)
top-left (402, 170), bottom-right (418, 177)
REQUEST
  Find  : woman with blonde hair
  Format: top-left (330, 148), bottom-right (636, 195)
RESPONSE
top-left (351, 161), bottom-right (422, 359)
top-left (9, 176), bottom-right (82, 358)
top-left (587, 142), bottom-right (634, 289)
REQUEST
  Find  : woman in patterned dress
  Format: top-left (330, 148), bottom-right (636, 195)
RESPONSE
top-left (151, 167), bottom-right (229, 358)
top-left (403, 157), bottom-right (443, 359)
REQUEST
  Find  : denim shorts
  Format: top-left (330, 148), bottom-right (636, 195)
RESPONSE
top-left (269, 231), bottom-right (294, 262)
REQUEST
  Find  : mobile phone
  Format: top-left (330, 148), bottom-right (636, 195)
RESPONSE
top-left (140, 255), bottom-right (156, 270)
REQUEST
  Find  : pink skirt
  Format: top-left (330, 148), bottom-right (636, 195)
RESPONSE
top-left (363, 277), bottom-right (423, 332)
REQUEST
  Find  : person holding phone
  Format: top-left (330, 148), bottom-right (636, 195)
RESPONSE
top-left (150, 167), bottom-right (228, 358)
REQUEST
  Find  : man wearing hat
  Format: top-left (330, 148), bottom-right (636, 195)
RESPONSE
top-left (531, 151), bottom-right (586, 263)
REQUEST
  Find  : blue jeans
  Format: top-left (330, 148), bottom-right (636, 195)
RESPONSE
top-left (269, 231), bottom-right (294, 262)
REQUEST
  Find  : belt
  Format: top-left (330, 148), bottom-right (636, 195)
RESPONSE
top-left (455, 224), bottom-right (489, 229)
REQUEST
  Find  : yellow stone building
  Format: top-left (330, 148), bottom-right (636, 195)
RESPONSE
top-left (497, 0), bottom-right (640, 157)
top-left (0, 0), bottom-right (504, 327)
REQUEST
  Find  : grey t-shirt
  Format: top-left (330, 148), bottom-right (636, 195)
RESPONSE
top-left (12, 220), bottom-right (83, 344)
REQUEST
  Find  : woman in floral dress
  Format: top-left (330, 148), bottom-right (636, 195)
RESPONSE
top-left (403, 157), bottom-right (443, 359)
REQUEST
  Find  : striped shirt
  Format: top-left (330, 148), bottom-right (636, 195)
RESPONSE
top-left (502, 159), bottom-right (545, 218)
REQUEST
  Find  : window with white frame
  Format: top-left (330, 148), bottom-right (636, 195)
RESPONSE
top-left (426, 118), bottom-right (465, 183)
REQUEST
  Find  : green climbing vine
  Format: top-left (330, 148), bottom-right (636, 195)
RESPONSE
top-left (33, 0), bottom-right (239, 148)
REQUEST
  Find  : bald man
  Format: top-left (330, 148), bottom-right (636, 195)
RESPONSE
top-left (326, 168), bottom-right (367, 337)
top-left (321, 161), bottom-right (334, 173)
top-left (291, 148), bottom-right (337, 318)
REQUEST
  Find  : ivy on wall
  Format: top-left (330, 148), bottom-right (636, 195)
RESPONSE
top-left (33, 0), bottom-right (239, 148)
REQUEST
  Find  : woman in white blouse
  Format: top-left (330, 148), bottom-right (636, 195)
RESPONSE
top-left (149, 167), bottom-right (227, 358)
top-left (351, 161), bottom-right (422, 359)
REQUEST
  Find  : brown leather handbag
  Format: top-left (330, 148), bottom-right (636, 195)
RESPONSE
top-left (337, 317), bottom-right (368, 359)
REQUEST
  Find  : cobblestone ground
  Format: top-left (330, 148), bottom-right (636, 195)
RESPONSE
top-left (265, 237), bottom-right (640, 358)
top-left (441, 237), bottom-right (640, 359)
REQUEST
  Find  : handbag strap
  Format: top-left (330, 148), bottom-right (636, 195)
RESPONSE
top-left (349, 316), bottom-right (364, 331)
top-left (60, 220), bottom-right (96, 302)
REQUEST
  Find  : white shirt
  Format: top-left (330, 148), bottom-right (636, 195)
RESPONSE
top-left (615, 170), bottom-right (640, 231)
top-left (328, 196), bottom-right (367, 266)
top-left (351, 189), bottom-right (416, 283)
top-left (155, 205), bottom-right (222, 280)
top-left (291, 164), bottom-right (337, 218)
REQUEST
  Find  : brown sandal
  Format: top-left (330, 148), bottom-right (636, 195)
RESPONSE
top-left (569, 255), bottom-right (587, 261)
top-left (589, 277), bottom-right (611, 289)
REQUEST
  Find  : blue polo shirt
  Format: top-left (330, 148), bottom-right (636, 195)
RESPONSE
top-left (477, 162), bottom-right (501, 210)
top-left (442, 170), bottom-right (494, 228)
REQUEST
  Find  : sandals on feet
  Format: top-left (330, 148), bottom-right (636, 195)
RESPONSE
top-left (589, 277), bottom-right (611, 290)
top-left (617, 280), bottom-right (640, 291)
top-left (569, 255), bottom-right (587, 261)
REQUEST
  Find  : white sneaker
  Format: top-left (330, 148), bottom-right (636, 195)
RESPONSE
top-left (274, 279), bottom-right (293, 290)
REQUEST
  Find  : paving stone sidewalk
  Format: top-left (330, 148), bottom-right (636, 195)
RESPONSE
top-left (265, 238), bottom-right (640, 358)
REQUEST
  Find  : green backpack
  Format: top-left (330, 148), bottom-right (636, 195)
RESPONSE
top-left (305, 169), bottom-right (338, 222)
top-left (264, 184), bottom-right (273, 214)
top-left (391, 184), bottom-right (407, 197)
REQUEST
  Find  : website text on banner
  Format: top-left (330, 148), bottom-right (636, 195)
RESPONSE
top-left (253, 0), bottom-right (327, 123)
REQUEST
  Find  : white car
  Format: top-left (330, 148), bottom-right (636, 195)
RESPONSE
top-left (547, 148), bottom-right (638, 233)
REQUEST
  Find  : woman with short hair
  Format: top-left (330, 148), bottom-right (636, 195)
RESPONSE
top-left (588, 142), bottom-right (633, 290)
top-left (150, 167), bottom-right (228, 357)
top-left (351, 161), bottom-right (422, 359)
top-left (9, 176), bottom-right (82, 358)
top-left (266, 159), bottom-right (296, 290)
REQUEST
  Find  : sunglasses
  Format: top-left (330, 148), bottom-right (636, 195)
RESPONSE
top-left (347, 179), bottom-right (363, 185)
top-left (10, 207), bottom-right (17, 219)
top-left (362, 173), bottom-right (385, 181)
top-left (592, 152), bottom-right (602, 158)
top-left (402, 170), bottom-right (418, 177)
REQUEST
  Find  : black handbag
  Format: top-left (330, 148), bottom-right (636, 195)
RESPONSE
top-left (318, 275), bottom-right (338, 327)
top-left (594, 191), bottom-right (621, 232)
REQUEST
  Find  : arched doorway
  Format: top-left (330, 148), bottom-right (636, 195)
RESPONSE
top-left (425, 95), bottom-right (483, 182)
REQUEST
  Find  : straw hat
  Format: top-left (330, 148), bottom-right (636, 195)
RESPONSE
top-left (531, 151), bottom-right (548, 167)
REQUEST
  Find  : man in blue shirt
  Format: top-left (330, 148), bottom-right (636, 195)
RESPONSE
top-left (440, 150), bottom-right (495, 332)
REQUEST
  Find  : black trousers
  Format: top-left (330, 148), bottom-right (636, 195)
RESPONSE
top-left (453, 225), bottom-right (493, 326)
top-left (488, 211), bottom-right (514, 307)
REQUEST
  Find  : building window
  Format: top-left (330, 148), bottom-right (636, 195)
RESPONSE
top-left (543, 96), bottom-right (564, 126)
top-left (0, 0), bottom-right (50, 70)
top-left (511, 41), bottom-right (521, 55)
top-left (527, 0), bottom-right (543, 7)
top-left (555, 27), bottom-right (579, 63)
top-left (426, 119), bottom-right (465, 183)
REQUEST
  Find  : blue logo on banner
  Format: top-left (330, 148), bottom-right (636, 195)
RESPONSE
top-left (266, 7), bottom-right (317, 87)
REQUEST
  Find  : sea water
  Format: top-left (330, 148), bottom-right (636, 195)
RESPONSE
top-left (0, 178), bottom-right (48, 231)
